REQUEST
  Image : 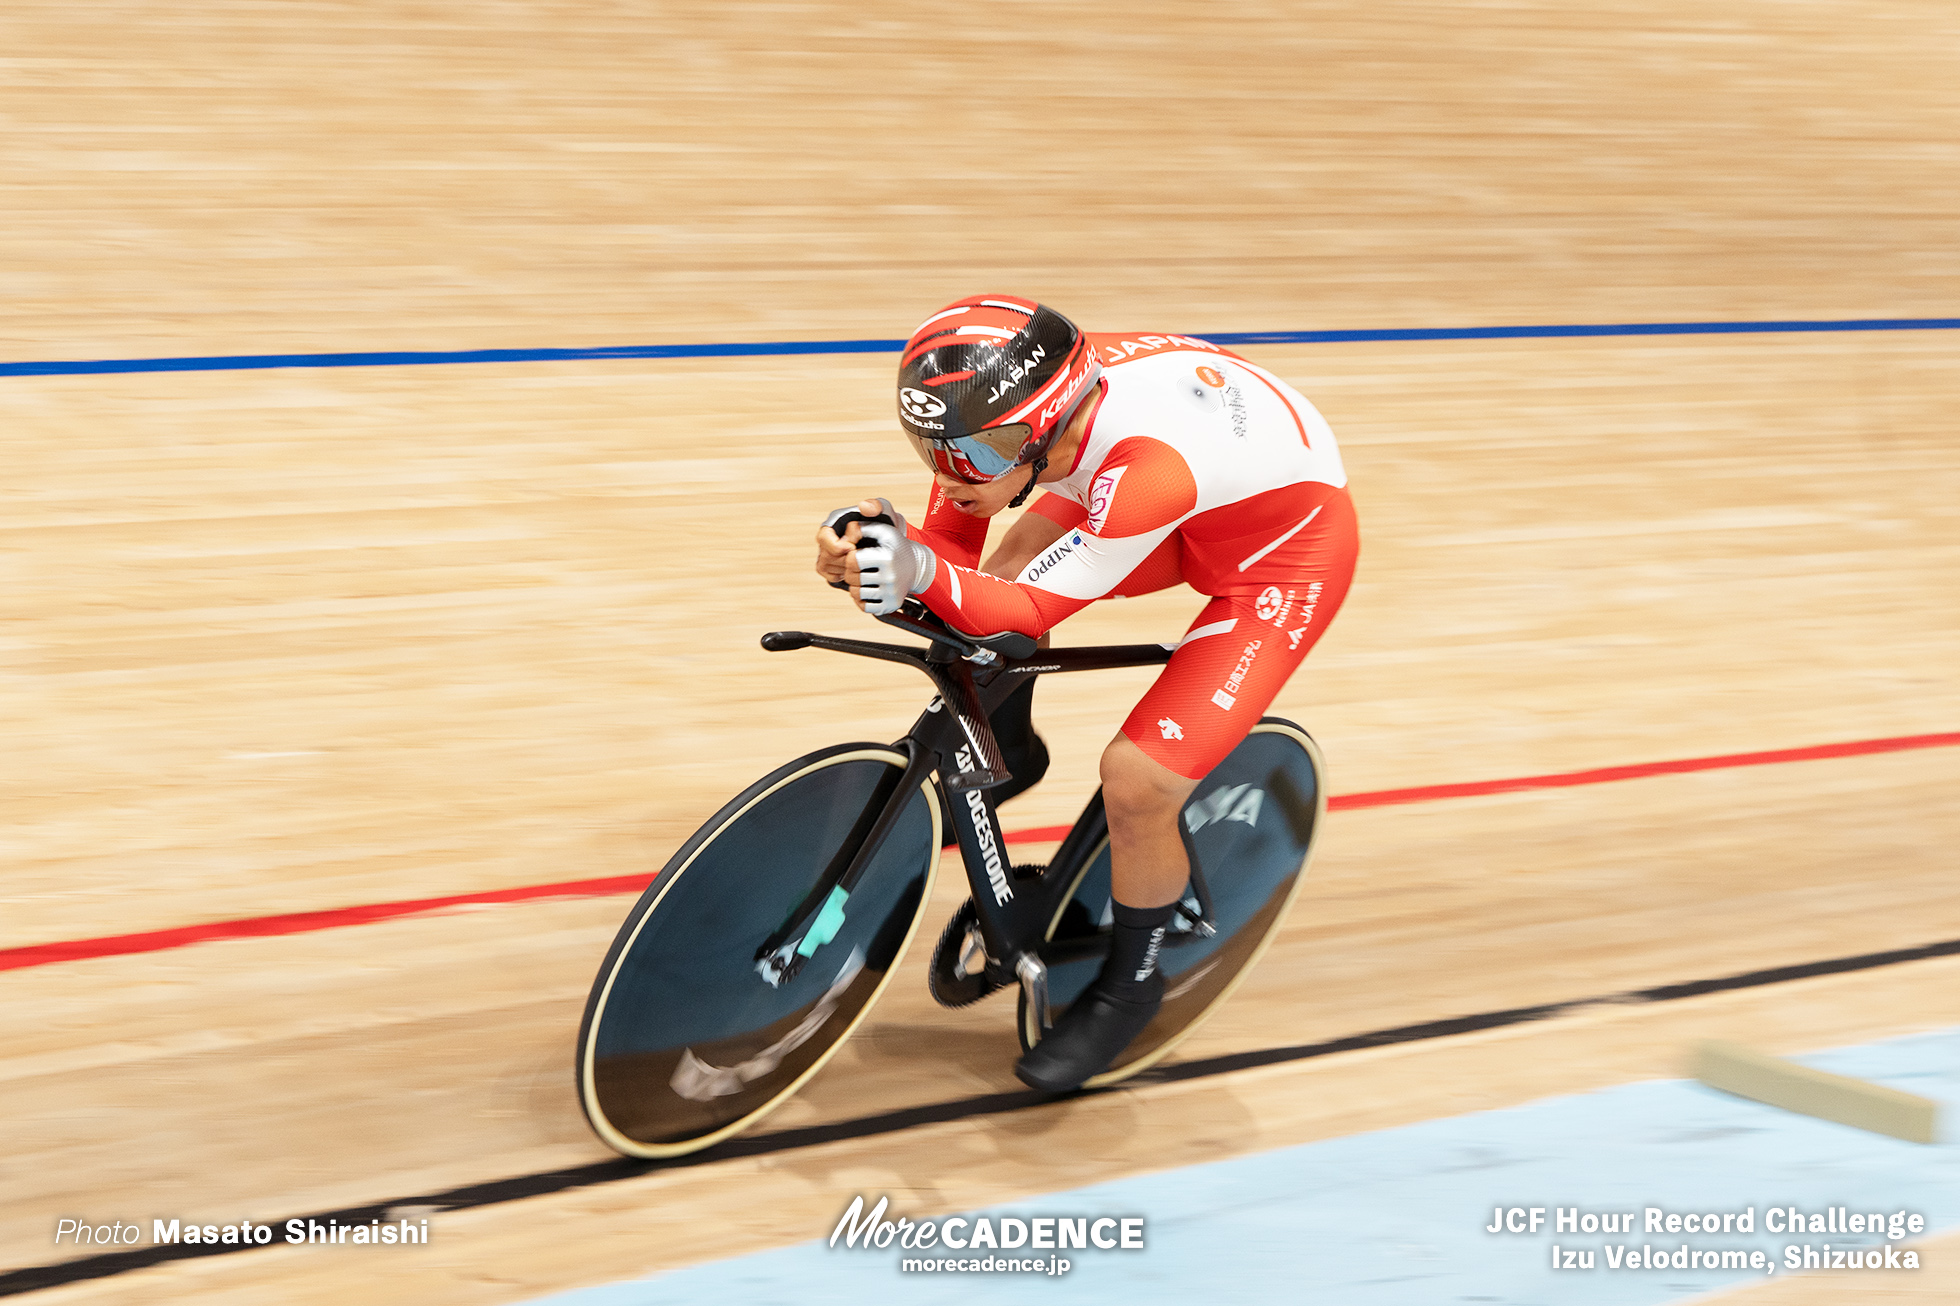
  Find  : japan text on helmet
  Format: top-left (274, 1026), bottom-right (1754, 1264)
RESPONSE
top-left (896, 295), bottom-right (1102, 484)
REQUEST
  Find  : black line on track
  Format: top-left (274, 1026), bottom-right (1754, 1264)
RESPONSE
top-left (6, 933), bottom-right (1957, 1297)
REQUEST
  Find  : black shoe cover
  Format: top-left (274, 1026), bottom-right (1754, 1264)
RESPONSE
top-left (987, 676), bottom-right (1048, 806)
top-left (1014, 970), bottom-right (1163, 1092)
top-left (989, 729), bottom-right (1050, 807)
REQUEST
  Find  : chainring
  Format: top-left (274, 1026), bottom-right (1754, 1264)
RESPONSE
top-left (927, 899), bottom-right (1004, 1008)
top-left (928, 864), bottom-right (1050, 1007)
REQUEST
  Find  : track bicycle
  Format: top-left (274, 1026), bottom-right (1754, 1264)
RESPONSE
top-left (575, 522), bottom-right (1329, 1159)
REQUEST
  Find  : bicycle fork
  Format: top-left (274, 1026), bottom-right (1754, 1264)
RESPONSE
top-left (752, 738), bottom-right (938, 988)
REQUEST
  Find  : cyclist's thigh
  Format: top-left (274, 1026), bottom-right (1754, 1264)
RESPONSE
top-left (1121, 540), bottom-right (1355, 777)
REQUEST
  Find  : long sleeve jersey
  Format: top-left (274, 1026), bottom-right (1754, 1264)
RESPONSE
top-left (906, 332), bottom-right (1349, 639)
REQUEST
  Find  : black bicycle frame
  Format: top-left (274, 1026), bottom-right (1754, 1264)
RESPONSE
top-left (756, 601), bottom-right (1173, 1000)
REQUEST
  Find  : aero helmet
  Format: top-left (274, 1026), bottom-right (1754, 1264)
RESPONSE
top-left (896, 295), bottom-right (1102, 489)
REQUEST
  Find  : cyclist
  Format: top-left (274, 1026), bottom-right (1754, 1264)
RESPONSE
top-left (815, 294), bottom-right (1357, 1092)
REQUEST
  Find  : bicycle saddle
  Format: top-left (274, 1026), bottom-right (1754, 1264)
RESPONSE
top-left (969, 630), bottom-right (1038, 660)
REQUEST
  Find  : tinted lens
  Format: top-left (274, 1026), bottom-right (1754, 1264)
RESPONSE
top-left (904, 424), bottom-right (1032, 484)
top-left (965, 424), bottom-right (1032, 465)
top-left (904, 431), bottom-right (987, 482)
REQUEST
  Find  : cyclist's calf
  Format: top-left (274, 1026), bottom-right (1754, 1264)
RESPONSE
top-left (1099, 735), bottom-right (1201, 910)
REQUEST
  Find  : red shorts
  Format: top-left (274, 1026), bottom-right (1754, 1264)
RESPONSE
top-left (1117, 487), bottom-right (1358, 778)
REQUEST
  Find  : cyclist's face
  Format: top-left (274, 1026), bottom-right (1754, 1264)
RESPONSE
top-left (934, 465), bottom-right (1035, 518)
top-left (924, 384), bottom-right (1097, 518)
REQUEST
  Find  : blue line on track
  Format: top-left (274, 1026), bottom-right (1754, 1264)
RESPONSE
top-left (4, 316), bottom-right (1957, 379)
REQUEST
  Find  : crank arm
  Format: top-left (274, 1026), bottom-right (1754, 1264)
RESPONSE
top-left (1016, 953), bottom-right (1052, 1032)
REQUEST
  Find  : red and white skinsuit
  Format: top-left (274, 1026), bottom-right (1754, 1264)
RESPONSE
top-left (906, 333), bottom-right (1359, 778)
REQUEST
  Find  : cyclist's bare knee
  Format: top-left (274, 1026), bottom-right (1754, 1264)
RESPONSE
top-left (1100, 736), bottom-right (1197, 828)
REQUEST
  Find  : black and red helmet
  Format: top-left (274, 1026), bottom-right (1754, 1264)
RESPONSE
top-left (896, 295), bottom-right (1102, 483)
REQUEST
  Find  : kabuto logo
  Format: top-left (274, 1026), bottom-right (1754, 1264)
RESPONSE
top-left (900, 388), bottom-right (948, 419)
top-left (1255, 585), bottom-right (1295, 627)
top-left (1036, 355), bottom-right (1098, 425)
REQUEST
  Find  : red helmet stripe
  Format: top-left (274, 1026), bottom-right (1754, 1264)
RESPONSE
top-left (905, 306), bottom-right (1038, 347)
top-left (902, 334), bottom-right (992, 367)
top-left (921, 370), bottom-right (974, 387)
top-left (910, 305), bottom-right (973, 334)
top-left (909, 296), bottom-right (1030, 335)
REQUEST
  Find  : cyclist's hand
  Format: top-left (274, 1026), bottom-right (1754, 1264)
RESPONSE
top-left (854, 522), bottom-right (936, 615)
top-left (815, 498), bottom-right (906, 589)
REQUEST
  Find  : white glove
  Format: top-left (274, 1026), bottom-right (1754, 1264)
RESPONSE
top-left (855, 522), bottom-right (937, 615)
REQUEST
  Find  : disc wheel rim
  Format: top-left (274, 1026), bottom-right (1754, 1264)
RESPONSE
top-left (578, 746), bottom-right (942, 1157)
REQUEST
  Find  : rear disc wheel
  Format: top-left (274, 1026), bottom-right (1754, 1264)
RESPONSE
top-left (1018, 719), bottom-right (1326, 1088)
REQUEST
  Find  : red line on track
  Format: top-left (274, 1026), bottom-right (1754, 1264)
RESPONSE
top-left (1324, 731), bottom-right (1960, 810)
top-left (5, 731), bottom-right (1955, 976)
top-left (0, 874), bottom-right (653, 975)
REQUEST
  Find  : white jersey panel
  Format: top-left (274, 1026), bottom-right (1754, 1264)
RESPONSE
top-left (1013, 520), bottom-right (1180, 602)
top-left (1051, 349), bottom-right (1347, 514)
top-left (1003, 347), bottom-right (1345, 605)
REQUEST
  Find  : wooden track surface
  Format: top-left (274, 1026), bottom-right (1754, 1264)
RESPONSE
top-left (6, 0), bottom-right (1960, 361)
top-left (4, 1), bottom-right (1958, 1301)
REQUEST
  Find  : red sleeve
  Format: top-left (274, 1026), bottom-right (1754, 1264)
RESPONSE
top-left (902, 483), bottom-right (1082, 638)
top-left (911, 439), bottom-right (1197, 639)
top-left (915, 560), bottom-right (1092, 639)
top-left (1028, 492), bottom-right (1088, 531)
top-left (907, 481), bottom-right (989, 569)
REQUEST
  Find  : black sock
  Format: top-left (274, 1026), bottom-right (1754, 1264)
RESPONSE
top-left (1101, 900), bottom-right (1175, 999)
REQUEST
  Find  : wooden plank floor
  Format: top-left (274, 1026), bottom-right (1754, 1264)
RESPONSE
top-left (7, 335), bottom-right (1957, 1301)
top-left (5, 0), bottom-right (1960, 361)
top-left (4, 1), bottom-right (1959, 1301)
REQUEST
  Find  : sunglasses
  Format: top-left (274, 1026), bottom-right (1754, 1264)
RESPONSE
top-left (903, 423), bottom-right (1034, 485)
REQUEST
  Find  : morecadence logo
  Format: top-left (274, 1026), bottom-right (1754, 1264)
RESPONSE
top-left (830, 1195), bottom-right (1145, 1277)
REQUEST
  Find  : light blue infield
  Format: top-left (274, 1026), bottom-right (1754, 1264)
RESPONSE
top-left (521, 1025), bottom-right (1958, 1306)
